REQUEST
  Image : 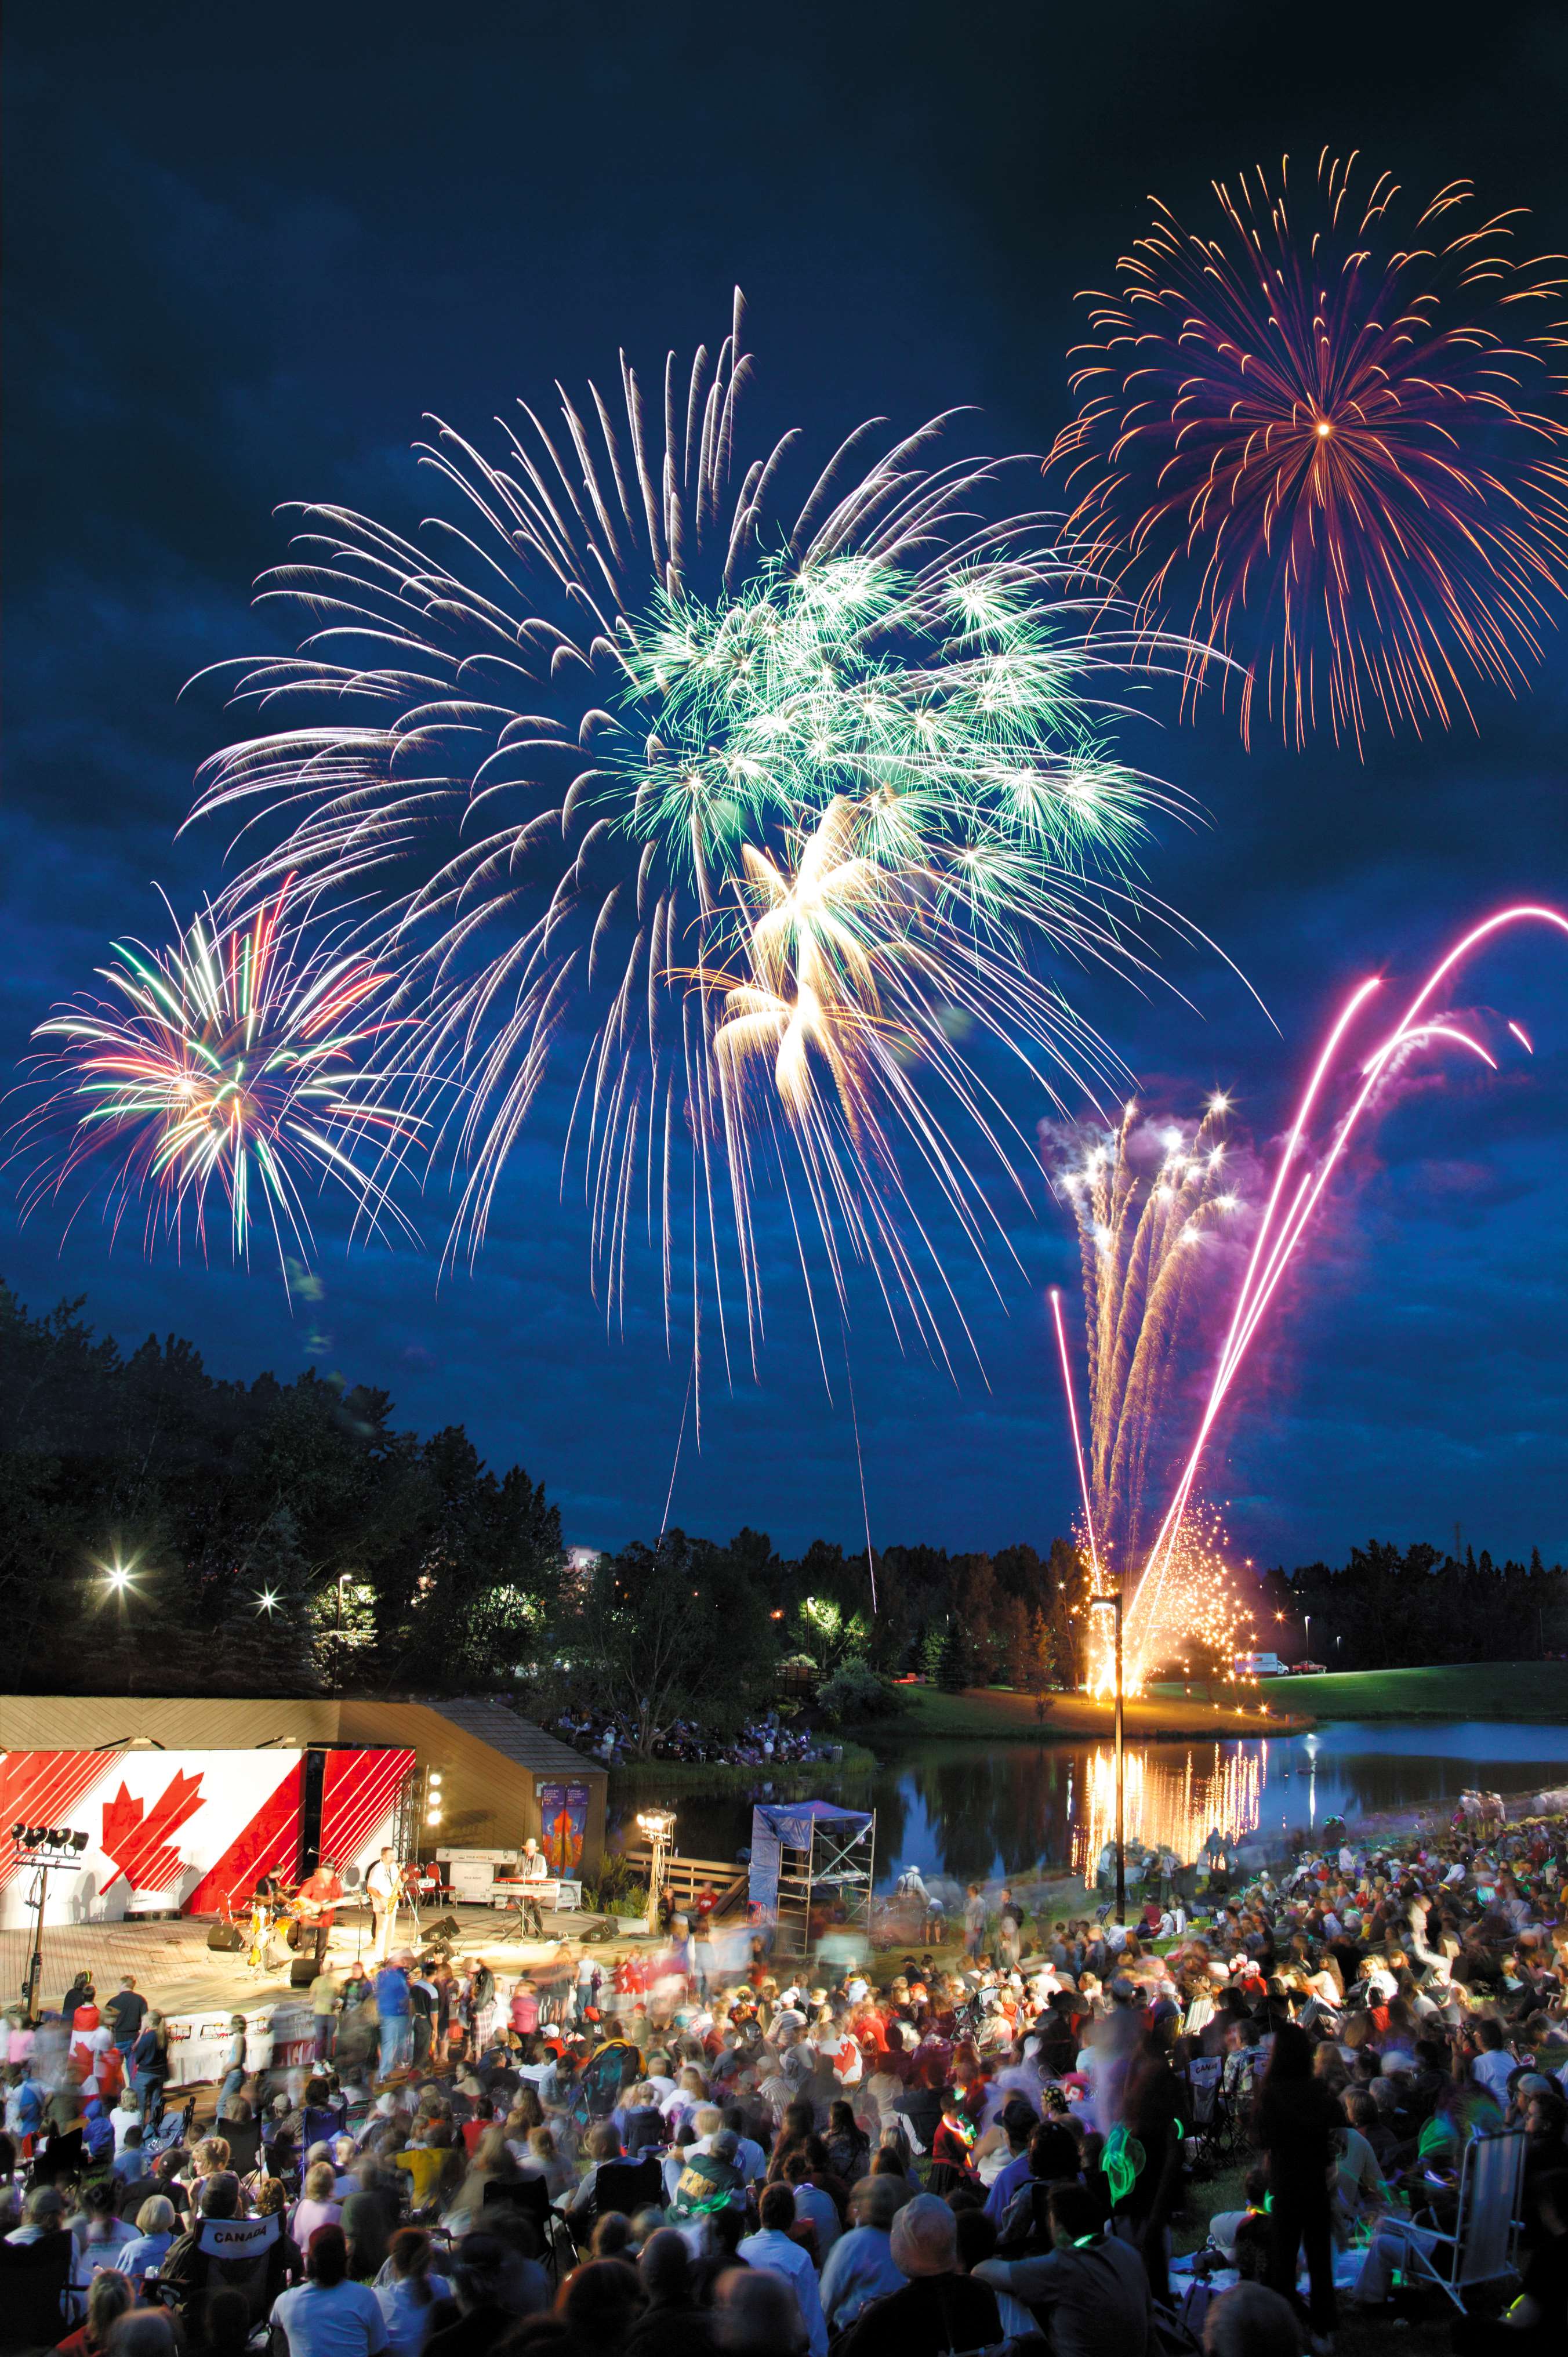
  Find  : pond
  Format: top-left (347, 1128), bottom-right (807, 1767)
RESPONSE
top-left (612, 1720), bottom-right (1568, 1895)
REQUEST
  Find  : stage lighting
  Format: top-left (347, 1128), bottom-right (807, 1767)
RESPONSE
top-left (71, 1832), bottom-right (89, 1853)
top-left (9, 1823), bottom-right (23, 1842)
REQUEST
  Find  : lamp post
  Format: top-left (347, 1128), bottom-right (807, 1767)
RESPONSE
top-left (1090, 1594), bottom-right (1126, 1924)
top-left (635, 1807), bottom-right (676, 1939)
top-left (9, 1825), bottom-right (89, 2025)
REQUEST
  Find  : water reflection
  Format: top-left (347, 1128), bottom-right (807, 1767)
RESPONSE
top-left (623, 1719), bottom-right (1568, 1892)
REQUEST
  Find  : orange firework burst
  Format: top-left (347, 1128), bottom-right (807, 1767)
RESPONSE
top-left (1050, 152), bottom-right (1568, 748)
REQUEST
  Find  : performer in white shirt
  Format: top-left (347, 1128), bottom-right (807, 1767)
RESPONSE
top-left (518, 1836), bottom-right (549, 1937)
top-left (366, 1846), bottom-right (401, 1962)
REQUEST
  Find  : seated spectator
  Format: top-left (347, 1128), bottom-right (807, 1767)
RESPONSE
top-left (818, 2175), bottom-right (906, 2334)
top-left (291, 2160), bottom-right (345, 2249)
top-left (271, 2224), bottom-right (388, 2354)
top-left (118, 2195), bottom-right (178, 2286)
top-left (834, 2193), bottom-right (1001, 2357)
top-left (375, 2227), bottom-right (453, 2356)
top-left (735, 2182), bottom-right (827, 2357)
top-left (711, 2267), bottom-right (808, 2355)
top-left (1201, 2280), bottom-right (1304, 2356)
top-left (56, 2268), bottom-right (134, 2357)
top-left (972, 2180), bottom-right (1152, 2357)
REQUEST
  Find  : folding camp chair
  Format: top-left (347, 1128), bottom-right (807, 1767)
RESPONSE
top-left (1391, 2126), bottom-right (1526, 2313)
top-left (1179, 2054), bottom-right (1232, 2171)
top-left (0, 2233), bottom-right (74, 2350)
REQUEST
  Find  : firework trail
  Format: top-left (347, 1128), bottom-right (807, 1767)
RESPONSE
top-left (1051, 154), bottom-right (1568, 748)
top-left (186, 295), bottom-right (1213, 1383)
top-left (1046, 1097), bottom-right (1246, 1571)
top-left (10, 879), bottom-right (420, 1296)
top-left (1128, 902), bottom-right (1568, 1674)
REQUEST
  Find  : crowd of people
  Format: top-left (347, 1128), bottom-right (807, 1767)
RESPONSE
top-left (547, 1708), bottom-right (838, 1769)
top-left (2, 1805), bottom-right (1567, 2356)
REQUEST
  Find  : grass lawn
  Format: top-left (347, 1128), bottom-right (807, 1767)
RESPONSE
top-left (1152, 1659), bottom-right (1568, 1724)
top-left (868, 1681), bottom-right (1304, 1742)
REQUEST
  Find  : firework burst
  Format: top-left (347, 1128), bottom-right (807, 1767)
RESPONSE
top-left (188, 294), bottom-right (1206, 1377)
top-left (12, 880), bottom-right (420, 1291)
top-left (1051, 154), bottom-right (1568, 747)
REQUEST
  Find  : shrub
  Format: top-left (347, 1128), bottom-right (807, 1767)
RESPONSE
top-left (815, 1659), bottom-right (907, 1724)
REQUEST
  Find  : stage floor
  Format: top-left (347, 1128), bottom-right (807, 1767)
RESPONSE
top-left (0, 1903), bottom-right (611, 2028)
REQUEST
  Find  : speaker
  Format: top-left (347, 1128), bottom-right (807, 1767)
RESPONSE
top-left (426, 1915), bottom-right (461, 1943)
top-left (206, 1923), bottom-right (245, 1952)
top-left (289, 1958), bottom-right (318, 1987)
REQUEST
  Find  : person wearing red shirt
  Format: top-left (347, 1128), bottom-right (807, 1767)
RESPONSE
top-left (296, 1858), bottom-right (344, 1971)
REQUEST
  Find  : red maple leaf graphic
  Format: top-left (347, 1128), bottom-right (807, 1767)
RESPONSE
top-left (100, 1769), bottom-right (205, 1892)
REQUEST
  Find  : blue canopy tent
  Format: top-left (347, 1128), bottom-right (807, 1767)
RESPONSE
top-left (748, 1800), bottom-right (875, 1960)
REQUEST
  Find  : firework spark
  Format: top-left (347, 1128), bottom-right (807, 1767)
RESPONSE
top-left (188, 295), bottom-right (1208, 1378)
top-left (1047, 1098), bottom-right (1246, 1572)
top-left (12, 880), bottom-right (420, 1292)
top-left (1051, 154), bottom-right (1568, 748)
top-left (1130, 902), bottom-right (1568, 1667)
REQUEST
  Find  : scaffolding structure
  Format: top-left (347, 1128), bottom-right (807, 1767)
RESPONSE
top-left (747, 1801), bottom-right (875, 1963)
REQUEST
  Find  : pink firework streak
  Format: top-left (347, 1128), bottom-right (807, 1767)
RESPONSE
top-left (1126, 903), bottom-right (1568, 1665)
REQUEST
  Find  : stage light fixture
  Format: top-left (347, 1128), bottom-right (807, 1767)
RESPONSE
top-left (9, 1823), bottom-right (24, 1842)
top-left (72, 1832), bottom-right (89, 1852)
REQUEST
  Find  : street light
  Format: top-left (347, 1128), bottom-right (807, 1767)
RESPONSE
top-left (636, 1807), bottom-right (677, 1939)
top-left (1089, 1593), bottom-right (1126, 1924)
top-left (10, 1825), bottom-right (89, 2024)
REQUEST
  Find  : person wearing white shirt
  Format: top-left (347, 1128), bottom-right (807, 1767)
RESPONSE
top-left (738, 2186), bottom-right (828, 2357)
top-left (272, 2226), bottom-right (389, 2356)
top-left (1470, 2025), bottom-right (1517, 2106)
top-left (366, 1850), bottom-right (401, 1965)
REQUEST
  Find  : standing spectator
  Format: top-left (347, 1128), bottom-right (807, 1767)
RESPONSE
top-left (103, 1980), bottom-right (147, 2078)
top-left (963, 1886), bottom-right (987, 1962)
top-left (376, 1959), bottom-right (414, 2080)
top-left (310, 1969), bottom-right (343, 2066)
top-left (1254, 2023), bottom-right (1341, 2347)
top-left (129, 2014), bottom-right (168, 2122)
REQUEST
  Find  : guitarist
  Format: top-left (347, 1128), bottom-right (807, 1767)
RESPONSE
top-left (295, 1856), bottom-right (344, 1971)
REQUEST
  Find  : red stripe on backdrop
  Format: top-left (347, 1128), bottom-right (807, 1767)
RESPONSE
top-left (182, 1761), bottom-right (305, 1917)
top-left (0, 1753), bottom-right (110, 1890)
top-left (318, 1749), bottom-right (416, 1872)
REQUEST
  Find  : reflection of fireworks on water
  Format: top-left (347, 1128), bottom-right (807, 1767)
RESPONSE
top-left (1076, 1739), bottom-right (1265, 1884)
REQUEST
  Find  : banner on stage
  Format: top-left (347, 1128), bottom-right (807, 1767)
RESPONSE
top-left (537, 1780), bottom-right (590, 1874)
top-left (0, 1745), bottom-right (414, 1928)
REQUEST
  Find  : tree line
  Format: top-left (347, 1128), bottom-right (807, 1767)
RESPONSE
top-left (2, 1282), bottom-right (1562, 1727)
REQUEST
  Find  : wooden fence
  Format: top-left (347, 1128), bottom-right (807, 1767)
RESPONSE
top-left (625, 1848), bottom-right (749, 1918)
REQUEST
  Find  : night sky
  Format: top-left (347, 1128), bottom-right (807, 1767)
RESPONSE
top-left (5, 1), bottom-right (1566, 1569)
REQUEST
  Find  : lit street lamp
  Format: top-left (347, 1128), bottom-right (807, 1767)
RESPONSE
top-left (1089, 1593), bottom-right (1126, 1923)
top-left (636, 1807), bottom-right (677, 1938)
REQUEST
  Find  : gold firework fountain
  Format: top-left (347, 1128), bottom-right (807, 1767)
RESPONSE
top-left (1051, 1096), bottom-right (1251, 1692)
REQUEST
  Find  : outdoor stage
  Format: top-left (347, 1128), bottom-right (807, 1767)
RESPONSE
top-left (1, 1901), bottom-right (615, 2082)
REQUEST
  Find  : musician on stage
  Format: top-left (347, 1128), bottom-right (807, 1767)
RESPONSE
top-left (366, 1846), bottom-right (401, 1963)
top-left (294, 1855), bottom-right (344, 1971)
top-left (518, 1835), bottom-right (549, 1938)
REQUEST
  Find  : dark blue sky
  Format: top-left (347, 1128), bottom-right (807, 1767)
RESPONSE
top-left (5, 0), bottom-right (1566, 1568)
